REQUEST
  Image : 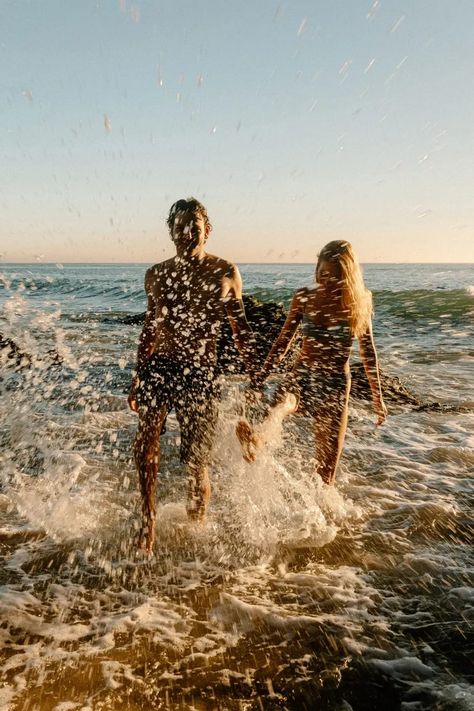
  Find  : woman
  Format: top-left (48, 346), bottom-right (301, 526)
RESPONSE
top-left (237, 240), bottom-right (387, 484)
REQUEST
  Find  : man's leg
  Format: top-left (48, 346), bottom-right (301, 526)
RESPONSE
top-left (134, 405), bottom-right (168, 552)
top-left (178, 390), bottom-right (219, 523)
top-left (186, 462), bottom-right (211, 522)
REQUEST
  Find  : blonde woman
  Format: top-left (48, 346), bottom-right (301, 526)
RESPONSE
top-left (237, 240), bottom-right (387, 484)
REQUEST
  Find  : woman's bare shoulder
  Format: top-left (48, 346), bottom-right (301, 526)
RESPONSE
top-left (295, 285), bottom-right (318, 303)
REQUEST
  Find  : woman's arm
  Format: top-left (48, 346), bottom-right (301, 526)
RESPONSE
top-left (260, 289), bottom-right (305, 380)
top-left (358, 322), bottom-right (387, 426)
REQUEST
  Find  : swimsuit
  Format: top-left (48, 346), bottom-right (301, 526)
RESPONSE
top-left (276, 310), bottom-right (352, 416)
top-left (136, 354), bottom-right (220, 466)
top-left (301, 313), bottom-right (352, 348)
top-left (282, 364), bottom-right (350, 417)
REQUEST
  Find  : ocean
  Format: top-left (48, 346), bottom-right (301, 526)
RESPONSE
top-left (0, 262), bottom-right (473, 710)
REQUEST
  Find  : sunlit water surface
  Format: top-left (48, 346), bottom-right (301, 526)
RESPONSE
top-left (0, 263), bottom-right (473, 710)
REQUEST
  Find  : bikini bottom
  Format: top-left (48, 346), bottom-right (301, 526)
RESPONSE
top-left (275, 365), bottom-right (351, 418)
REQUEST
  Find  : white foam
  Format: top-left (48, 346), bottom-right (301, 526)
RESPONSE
top-left (1, 278), bottom-right (473, 708)
top-left (438, 683), bottom-right (474, 709)
top-left (7, 452), bottom-right (102, 539)
top-left (211, 398), bottom-right (357, 558)
top-left (448, 586), bottom-right (474, 602)
top-left (370, 656), bottom-right (434, 679)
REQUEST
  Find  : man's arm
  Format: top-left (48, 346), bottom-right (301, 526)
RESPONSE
top-left (128, 269), bottom-right (158, 412)
top-left (358, 322), bottom-right (387, 426)
top-left (260, 289), bottom-right (304, 379)
top-left (223, 265), bottom-right (258, 381)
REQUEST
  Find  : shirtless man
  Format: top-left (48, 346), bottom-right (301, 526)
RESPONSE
top-left (128, 198), bottom-right (256, 553)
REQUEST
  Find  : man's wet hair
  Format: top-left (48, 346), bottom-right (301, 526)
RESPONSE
top-left (167, 198), bottom-right (212, 233)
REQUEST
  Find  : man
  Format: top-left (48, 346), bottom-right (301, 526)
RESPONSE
top-left (128, 198), bottom-right (256, 553)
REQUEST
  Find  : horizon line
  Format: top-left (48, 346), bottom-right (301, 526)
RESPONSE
top-left (1, 261), bottom-right (473, 266)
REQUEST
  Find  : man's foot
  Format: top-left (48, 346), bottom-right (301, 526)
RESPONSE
top-left (316, 465), bottom-right (335, 486)
top-left (186, 504), bottom-right (206, 525)
top-left (236, 419), bottom-right (262, 462)
top-left (136, 516), bottom-right (155, 555)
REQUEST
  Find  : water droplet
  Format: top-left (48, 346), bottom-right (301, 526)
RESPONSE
top-left (130, 4), bottom-right (140, 23)
top-left (366, 0), bottom-right (380, 22)
top-left (339, 60), bottom-right (353, 76)
top-left (391, 15), bottom-right (406, 33)
top-left (364, 58), bottom-right (376, 74)
top-left (297, 18), bottom-right (307, 36)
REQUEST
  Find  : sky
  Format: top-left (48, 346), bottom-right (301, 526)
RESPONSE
top-left (1, 0), bottom-right (473, 264)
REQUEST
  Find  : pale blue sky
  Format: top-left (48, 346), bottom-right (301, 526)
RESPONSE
top-left (1, 0), bottom-right (473, 263)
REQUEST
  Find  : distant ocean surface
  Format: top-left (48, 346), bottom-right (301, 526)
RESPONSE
top-left (0, 263), bottom-right (473, 710)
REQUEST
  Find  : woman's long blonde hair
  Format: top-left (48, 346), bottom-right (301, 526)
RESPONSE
top-left (317, 240), bottom-right (373, 338)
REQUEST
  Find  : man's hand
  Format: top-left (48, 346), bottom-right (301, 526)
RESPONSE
top-left (128, 377), bottom-right (139, 412)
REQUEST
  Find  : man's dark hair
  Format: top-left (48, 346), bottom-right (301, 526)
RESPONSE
top-left (167, 197), bottom-right (212, 233)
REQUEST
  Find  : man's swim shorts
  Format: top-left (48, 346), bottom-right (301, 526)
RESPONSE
top-left (135, 354), bottom-right (220, 466)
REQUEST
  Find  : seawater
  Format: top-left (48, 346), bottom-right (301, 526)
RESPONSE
top-left (0, 263), bottom-right (473, 711)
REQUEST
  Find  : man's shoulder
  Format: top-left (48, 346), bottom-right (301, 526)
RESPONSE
top-left (145, 259), bottom-right (174, 278)
top-left (143, 260), bottom-right (175, 291)
top-left (204, 253), bottom-right (237, 277)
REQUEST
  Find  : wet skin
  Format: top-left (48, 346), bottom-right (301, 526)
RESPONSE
top-left (128, 209), bottom-right (255, 553)
top-left (240, 259), bottom-right (386, 483)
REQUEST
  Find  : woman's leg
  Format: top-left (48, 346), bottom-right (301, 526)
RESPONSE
top-left (313, 380), bottom-right (350, 485)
